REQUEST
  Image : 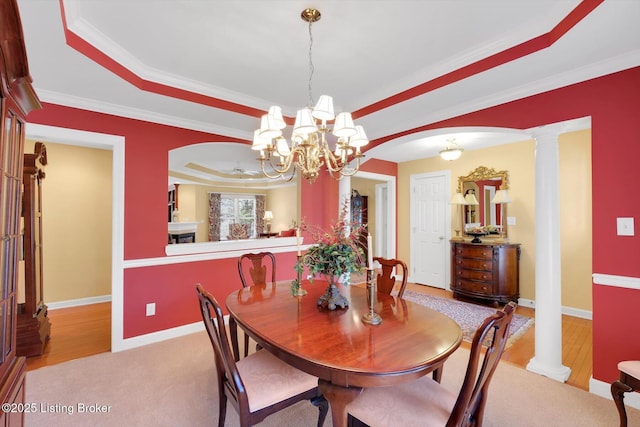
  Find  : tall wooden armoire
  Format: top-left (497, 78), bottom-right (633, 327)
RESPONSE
top-left (17, 142), bottom-right (50, 356)
top-left (0, 0), bottom-right (42, 424)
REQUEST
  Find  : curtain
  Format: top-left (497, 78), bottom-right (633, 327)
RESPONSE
top-left (208, 192), bottom-right (221, 241)
top-left (256, 195), bottom-right (265, 234)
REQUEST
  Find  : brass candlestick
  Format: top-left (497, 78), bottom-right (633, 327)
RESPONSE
top-left (292, 255), bottom-right (307, 296)
top-left (361, 268), bottom-right (381, 325)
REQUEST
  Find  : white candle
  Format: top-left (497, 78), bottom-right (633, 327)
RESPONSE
top-left (296, 227), bottom-right (301, 256)
top-left (367, 233), bottom-right (373, 269)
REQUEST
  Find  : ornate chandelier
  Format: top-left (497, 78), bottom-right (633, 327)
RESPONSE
top-left (252, 8), bottom-right (369, 183)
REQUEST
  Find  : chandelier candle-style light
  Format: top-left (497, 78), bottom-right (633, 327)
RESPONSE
top-left (252, 8), bottom-right (369, 183)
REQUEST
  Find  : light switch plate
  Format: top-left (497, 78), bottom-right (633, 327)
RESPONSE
top-left (507, 216), bottom-right (516, 226)
top-left (617, 217), bottom-right (635, 236)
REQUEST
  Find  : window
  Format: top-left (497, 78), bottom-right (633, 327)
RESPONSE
top-left (220, 194), bottom-right (256, 240)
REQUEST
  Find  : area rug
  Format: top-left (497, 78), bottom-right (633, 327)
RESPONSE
top-left (399, 289), bottom-right (534, 348)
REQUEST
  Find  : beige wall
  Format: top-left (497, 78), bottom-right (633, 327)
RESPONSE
top-left (351, 177), bottom-right (384, 250)
top-left (266, 184), bottom-right (298, 233)
top-left (398, 130), bottom-right (592, 311)
top-left (559, 130), bottom-right (592, 310)
top-left (176, 183), bottom-right (297, 241)
top-left (22, 140), bottom-right (112, 303)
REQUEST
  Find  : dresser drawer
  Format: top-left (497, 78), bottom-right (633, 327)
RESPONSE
top-left (454, 245), bottom-right (493, 259)
top-left (454, 257), bottom-right (492, 271)
top-left (456, 267), bottom-right (493, 282)
top-left (454, 279), bottom-right (493, 295)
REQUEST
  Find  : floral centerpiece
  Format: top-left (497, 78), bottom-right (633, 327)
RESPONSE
top-left (292, 203), bottom-right (367, 310)
top-left (466, 224), bottom-right (503, 243)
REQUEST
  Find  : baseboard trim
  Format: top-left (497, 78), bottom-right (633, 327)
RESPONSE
top-left (516, 297), bottom-right (592, 320)
top-left (47, 295), bottom-right (112, 310)
top-left (590, 376), bottom-right (640, 410)
top-left (114, 321), bottom-right (204, 352)
top-left (517, 297), bottom-right (535, 309)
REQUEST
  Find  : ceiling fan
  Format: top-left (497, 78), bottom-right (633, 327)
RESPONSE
top-left (222, 162), bottom-right (261, 177)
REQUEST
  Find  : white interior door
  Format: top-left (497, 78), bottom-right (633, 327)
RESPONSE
top-left (410, 171), bottom-right (449, 288)
top-left (375, 183), bottom-right (391, 259)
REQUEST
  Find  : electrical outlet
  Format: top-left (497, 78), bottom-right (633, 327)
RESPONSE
top-left (507, 216), bottom-right (516, 226)
top-left (146, 303), bottom-right (156, 316)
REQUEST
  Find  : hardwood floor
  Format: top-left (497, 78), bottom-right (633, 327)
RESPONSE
top-left (405, 283), bottom-right (593, 391)
top-left (24, 285), bottom-right (592, 391)
top-left (25, 302), bottom-right (111, 371)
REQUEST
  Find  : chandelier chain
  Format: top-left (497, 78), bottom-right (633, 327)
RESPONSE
top-left (307, 18), bottom-right (315, 108)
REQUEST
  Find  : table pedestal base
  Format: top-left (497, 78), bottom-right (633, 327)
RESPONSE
top-left (318, 379), bottom-right (362, 427)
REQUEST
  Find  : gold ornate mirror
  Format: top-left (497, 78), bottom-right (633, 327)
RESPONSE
top-left (457, 166), bottom-right (510, 240)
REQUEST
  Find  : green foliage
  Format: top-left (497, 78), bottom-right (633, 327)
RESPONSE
top-left (295, 242), bottom-right (364, 280)
top-left (293, 201), bottom-right (367, 288)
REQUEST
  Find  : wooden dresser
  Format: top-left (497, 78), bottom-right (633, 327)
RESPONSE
top-left (451, 241), bottom-right (520, 306)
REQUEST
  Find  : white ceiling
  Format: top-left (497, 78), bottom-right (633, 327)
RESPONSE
top-left (16, 0), bottom-right (640, 181)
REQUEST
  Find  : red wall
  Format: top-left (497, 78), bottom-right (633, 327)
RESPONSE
top-left (26, 66), bottom-right (640, 383)
top-left (371, 67), bottom-right (640, 383)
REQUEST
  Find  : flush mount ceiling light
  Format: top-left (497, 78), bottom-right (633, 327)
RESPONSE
top-left (252, 8), bottom-right (368, 183)
top-left (439, 139), bottom-right (464, 161)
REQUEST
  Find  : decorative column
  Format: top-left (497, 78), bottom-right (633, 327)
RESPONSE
top-left (526, 126), bottom-right (571, 382)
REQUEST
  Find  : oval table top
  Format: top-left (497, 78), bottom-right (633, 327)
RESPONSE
top-left (226, 281), bottom-right (463, 389)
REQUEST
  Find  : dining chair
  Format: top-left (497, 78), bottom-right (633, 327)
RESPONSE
top-left (237, 252), bottom-right (276, 357)
top-left (238, 252), bottom-right (276, 288)
top-left (195, 284), bottom-right (328, 427)
top-left (611, 361), bottom-right (640, 427)
top-left (372, 256), bottom-right (445, 381)
top-left (373, 256), bottom-right (408, 298)
top-left (346, 301), bottom-right (517, 427)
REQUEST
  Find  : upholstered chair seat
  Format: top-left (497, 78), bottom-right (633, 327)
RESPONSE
top-left (612, 360), bottom-right (640, 427)
top-left (347, 302), bottom-right (517, 427)
top-left (196, 284), bottom-right (328, 427)
top-left (237, 348), bottom-right (320, 412)
top-left (347, 375), bottom-right (457, 426)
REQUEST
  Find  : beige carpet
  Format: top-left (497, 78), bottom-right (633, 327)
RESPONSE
top-left (25, 331), bottom-right (640, 426)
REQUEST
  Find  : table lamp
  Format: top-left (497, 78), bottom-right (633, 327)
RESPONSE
top-left (490, 189), bottom-right (511, 238)
top-left (263, 211), bottom-right (273, 233)
top-left (450, 192), bottom-right (468, 238)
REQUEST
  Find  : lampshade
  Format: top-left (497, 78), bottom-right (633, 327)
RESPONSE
top-left (252, 129), bottom-right (269, 151)
top-left (312, 95), bottom-right (335, 121)
top-left (349, 125), bottom-right (369, 148)
top-left (491, 189), bottom-right (512, 204)
top-left (268, 106), bottom-right (287, 129)
top-left (259, 114), bottom-right (283, 139)
top-left (275, 137), bottom-right (291, 156)
top-left (450, 192), bottom-right (467, 205)
top-left (263, 211), bottom-right (273, 221)
top-left (332, 112), bottom-right (357, 138)
top-left (465, 193), bottom-right (479, 205)
top-left (293, 108), bottom-right (318, 135)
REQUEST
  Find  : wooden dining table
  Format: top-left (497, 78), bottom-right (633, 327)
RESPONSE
top-left (226, 280), bottom-right (463, 427)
